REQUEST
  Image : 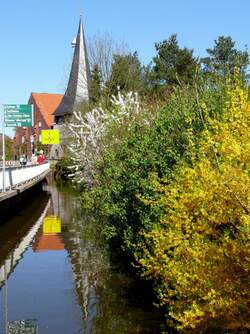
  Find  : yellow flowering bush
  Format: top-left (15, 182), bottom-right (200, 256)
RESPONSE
top-left (137, 80), bottom-right (250, 333)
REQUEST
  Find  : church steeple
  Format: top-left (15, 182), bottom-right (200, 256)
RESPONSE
top-left (54, 16), bottom-right (91, 123)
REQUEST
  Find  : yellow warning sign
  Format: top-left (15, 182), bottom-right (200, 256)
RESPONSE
top-left (41, 129), bottom-right (60, 145)
top-left (43, 216), bottom-right (61, 234)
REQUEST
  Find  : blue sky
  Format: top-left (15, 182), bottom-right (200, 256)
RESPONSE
top-left (0, 0), bottom-right (249, 136)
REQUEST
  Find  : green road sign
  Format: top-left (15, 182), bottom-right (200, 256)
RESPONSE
top-left (4, 104), bottom-right (33, 127)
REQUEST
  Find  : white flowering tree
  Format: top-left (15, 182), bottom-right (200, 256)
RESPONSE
top-left (67, 90), bottom-right (142, 186)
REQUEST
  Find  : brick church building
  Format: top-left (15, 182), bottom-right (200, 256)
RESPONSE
top-left (13, 16), bottom-right (90, 160)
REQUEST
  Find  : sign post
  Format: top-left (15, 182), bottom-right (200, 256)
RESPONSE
top-left (1, 104), bottom-right (33, 192)
top-left (1, 105), bottom-right (6, 192)
top-left (2, 116), bottom-right (5, 192)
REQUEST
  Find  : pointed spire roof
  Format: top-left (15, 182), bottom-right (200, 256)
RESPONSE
top-left (54, 16), bottom-right (91, 118)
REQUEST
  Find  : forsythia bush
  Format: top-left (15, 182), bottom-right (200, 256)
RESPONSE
top-left (137, 80), bottom-right (250, 333)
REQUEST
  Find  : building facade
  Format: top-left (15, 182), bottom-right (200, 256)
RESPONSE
top-left (13, 93), bottom-right (63, 158)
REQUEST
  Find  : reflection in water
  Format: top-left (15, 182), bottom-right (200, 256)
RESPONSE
top-left (0, 196), bottom-right (51, 289)
top-left (33, 216), bottom-right (63, 252)
top-left (0, 190), bottom-right (84, 334)
top-left (0, 185), bottom-right (161, 333)
top-left (8, 319), bottom-right (38, 333)
top-left (57, 186), bottom-right (162, 334)
top-left (43, 216), bottom-right (61, 234)
top-left (0, 194), bottom-right (51, 334)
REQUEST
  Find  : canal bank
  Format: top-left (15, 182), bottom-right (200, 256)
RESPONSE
top-left (0, 184), bottom-right (162, 333)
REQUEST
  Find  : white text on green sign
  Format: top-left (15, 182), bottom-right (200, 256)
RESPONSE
top-left (3, 104), bottom-right (33, 127)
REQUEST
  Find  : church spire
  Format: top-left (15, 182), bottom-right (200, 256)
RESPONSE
top-left (54, 16), bottom-right (91, 123)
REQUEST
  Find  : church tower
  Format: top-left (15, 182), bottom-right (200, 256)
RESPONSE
top-left (54, 15), bottom-right (91, 124)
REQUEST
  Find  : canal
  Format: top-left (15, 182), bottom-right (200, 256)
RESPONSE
top-left (0, 184), bottom-right (162, 333)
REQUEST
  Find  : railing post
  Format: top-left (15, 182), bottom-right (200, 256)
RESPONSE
top-left (4, 261), bottom-right (8, 334)
top-left (1, 104), bottom-right (6, 192)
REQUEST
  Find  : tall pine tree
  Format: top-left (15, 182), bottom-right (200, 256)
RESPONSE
top-left (90, 64), bottom-right (102, 105)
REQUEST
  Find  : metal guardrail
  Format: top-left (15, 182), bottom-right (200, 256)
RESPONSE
top-left (0, 161), bottom-right (20, 167)
top-left (0, 162), bottom-right (50, 192)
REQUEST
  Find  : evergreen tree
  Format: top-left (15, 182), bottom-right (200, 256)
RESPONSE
top-left (90, 64), bottom-right (102, 105)
top-left (201, 36), bottom-right (249, 77)
top-left (152, 34), bottom-right (199, 86)
top-left (105, 52), bottom-right (143, 96)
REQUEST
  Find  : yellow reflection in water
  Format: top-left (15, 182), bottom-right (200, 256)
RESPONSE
top-left (43, 216), bottom-right (61, 234)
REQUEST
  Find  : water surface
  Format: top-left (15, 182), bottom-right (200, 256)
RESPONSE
top-left (0, 185), bottom-right (161, 333)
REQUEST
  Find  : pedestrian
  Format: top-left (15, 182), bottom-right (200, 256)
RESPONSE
top-left (37, 151), bottom-right (45, 164)
top-left (19, 154), bottom-right (26, 166)
top-left (24, 154), bottom-right (27, 165)
top-left (31, 153), bottom-right (37, 164)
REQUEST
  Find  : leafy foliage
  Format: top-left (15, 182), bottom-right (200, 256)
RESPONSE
top-left (137, 79), bottom-right (250, 333)
top-left (77, 76), bottom-right (249, 332)
top-left (84, 77), bottom-right (228, 262)
top-left (5, 137), bottom-right (13, 160)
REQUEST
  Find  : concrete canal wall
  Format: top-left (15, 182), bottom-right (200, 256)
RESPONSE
top-left (0, 163), bottom-right (51, 223)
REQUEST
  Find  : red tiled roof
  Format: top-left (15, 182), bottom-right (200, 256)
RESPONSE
top-left (30, 93), bottom-right (63, 126)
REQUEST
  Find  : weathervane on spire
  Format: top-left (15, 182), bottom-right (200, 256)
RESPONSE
top-left (71, 14), bottom-right (83, 47)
